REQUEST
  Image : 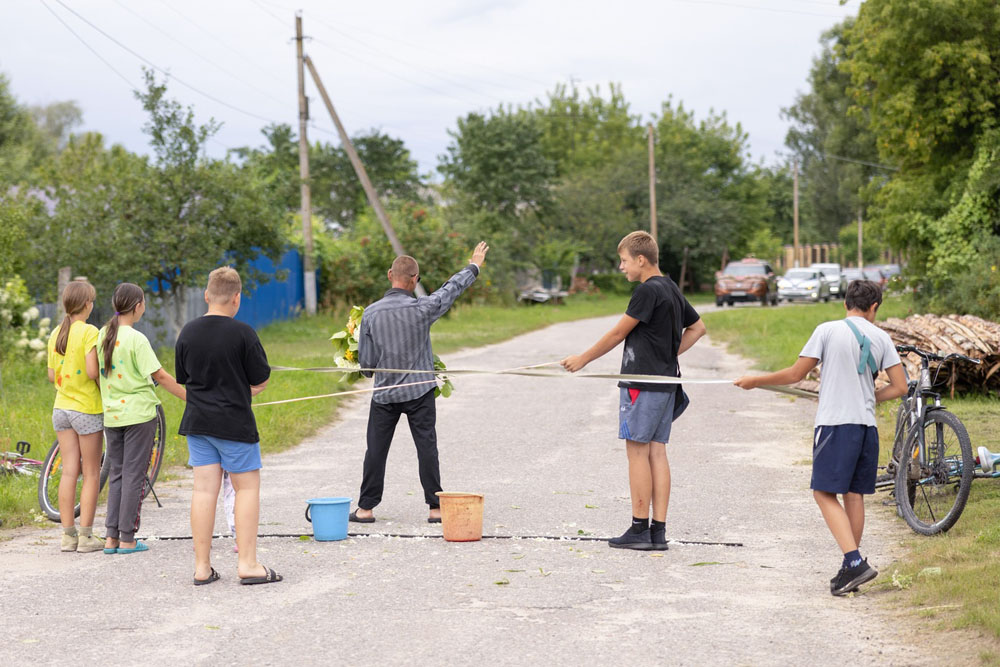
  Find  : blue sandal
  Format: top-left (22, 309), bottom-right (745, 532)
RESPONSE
top-left (117, 541), bottom-right (149, 554)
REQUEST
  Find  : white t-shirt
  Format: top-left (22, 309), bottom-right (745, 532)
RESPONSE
top-left (799, 316), bottom-right (902, 427)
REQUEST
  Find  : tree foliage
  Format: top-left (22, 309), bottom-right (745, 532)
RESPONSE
top-left (843, 0), bottom-right (1000, 315)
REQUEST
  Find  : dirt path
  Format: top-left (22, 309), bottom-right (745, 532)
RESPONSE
top-left (0, 313), bottom-right (940, 665)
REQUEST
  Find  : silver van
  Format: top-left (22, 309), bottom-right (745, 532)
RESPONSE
top-left (809, 263), bottom-right (847, 299)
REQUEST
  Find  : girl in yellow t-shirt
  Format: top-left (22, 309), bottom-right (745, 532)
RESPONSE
top-left (46, 279), bottom-right (104, 553)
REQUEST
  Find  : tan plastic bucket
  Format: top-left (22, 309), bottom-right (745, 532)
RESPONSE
top-left (435, 492), bottom-right (484, 542)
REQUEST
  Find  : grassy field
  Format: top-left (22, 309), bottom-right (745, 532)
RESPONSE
top-left (0, 292), bottom-right (638, 527)
top-left (702, 297), bottom-right (1000, 650)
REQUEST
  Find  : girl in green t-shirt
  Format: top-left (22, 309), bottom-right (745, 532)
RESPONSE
top-left (46, 279), bottom-right (104, 553)
top-left (98, 283), bottom-right (186, 554)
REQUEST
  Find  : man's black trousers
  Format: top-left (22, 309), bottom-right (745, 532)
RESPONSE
top-left (359, 388), bottom-right (441, 510)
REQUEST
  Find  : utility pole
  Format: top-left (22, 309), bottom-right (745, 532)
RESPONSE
top-left (295, 14), bottom-right (317, 314)
top-left (792, 158), bottom-right (800, 267)
top-left (648, 123), bottom-right (657, 242)
top-left (304, 54), bottom-right (426, 296)
top-left (857, 206), bottom-right (863, 269)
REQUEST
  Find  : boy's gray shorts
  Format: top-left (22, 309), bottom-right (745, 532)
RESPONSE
top-left (52, 409), bottom-right (104, 435)
top-left (618, 388), bottom-right (677, 444)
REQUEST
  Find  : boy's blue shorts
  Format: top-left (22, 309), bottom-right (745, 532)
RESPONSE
top-left (186, 434), bottom-right (262, 473)
top-left (811, 424), bottom-right (879, 495)
top-left (618, 388), bottom-right (677, 444)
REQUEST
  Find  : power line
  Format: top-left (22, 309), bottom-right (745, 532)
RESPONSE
top-left (39, 0), bottom-right (137, 90)
top-left (111, 0), bottom-right (289, 111)
top-left (819, 152), bottom-right (897, 171)
top-left (151, 0), bottom-right (288, 87)
top-left (51, 0), bottom-right (278, 125)
top-left (667, 0), bottom-right (845, 18)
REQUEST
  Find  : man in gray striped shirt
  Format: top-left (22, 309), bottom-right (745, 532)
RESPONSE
top-left (350, 241), bottom-right (489, 524)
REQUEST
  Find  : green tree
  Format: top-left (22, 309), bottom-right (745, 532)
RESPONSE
top-left (783, 19), bottom-right (880, 242)
top-left (439, 108), bottom-right (555, 218)
top-left (843, 0), bottom-right (1000, 313)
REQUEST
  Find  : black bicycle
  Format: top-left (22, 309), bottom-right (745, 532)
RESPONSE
top-left (37, 404), bottom-right (165, 522)
top-left (877, 345), bottom-right (979, 535)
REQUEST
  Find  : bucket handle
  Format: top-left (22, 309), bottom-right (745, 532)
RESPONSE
top-left (305, 504), bottom-right (312, 523)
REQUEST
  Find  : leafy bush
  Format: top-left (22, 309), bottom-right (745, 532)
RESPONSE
top-left (0, 276), bottom-right (50, 362)
top-left (319, 201), bottom-right (496, 307)
top-left (589, 272), bottom-right (633, 295)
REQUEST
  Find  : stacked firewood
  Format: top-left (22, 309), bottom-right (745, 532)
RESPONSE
top-left (793, 314), bottom-right (1000, 396)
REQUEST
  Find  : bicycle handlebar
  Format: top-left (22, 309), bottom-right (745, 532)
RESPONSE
top-left (895, 344), bottom-right (982, 366)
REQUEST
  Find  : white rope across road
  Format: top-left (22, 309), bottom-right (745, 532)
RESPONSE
top-left (253, 362), bottom-right (818, 407)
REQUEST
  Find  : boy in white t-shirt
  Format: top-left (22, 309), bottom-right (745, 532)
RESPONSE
top-left (735, 280), bottom-right (907, 596)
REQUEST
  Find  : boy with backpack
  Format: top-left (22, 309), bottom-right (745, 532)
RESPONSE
top-left (735, 279), bottom-right (907, 595)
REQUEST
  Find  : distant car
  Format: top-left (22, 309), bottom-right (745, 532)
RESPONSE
top-left (809, 263), bottom-right (847, 299)
top-left (842, 268), bottom-right (864, 285)
top-left (863, 268), bottom-right (886, 287)
top-left (876, 263), bottom-right (901, 279)
top-left (714, 258), bottom-right (778, 306)
top-left (777, 268), bottom-right (831, 303)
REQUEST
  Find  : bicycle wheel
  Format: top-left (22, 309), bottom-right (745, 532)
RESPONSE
top-left (895, 410), bottom-right (974, 535)
top-left (876, 398), bottom-right (913, 488)
top-left (99, 404), bottom-right (166, 500)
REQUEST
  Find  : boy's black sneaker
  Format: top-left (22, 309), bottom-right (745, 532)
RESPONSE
top-left (650, 526), bottom-right (669, 551)
top-left (830, 558), bottom-right (878, 596)
top-left (608, 527), bottom-right (653, 550)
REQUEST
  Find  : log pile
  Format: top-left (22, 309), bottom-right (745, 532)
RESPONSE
top-left (793, 314), bottom-right (1000, 396)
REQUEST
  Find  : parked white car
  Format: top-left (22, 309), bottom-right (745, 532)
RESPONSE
top-left (778, 268), bottom-right (831, 303)
top-left (810, 263), bottom-right (847, 299)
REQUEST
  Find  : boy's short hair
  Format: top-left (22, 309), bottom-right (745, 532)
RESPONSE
top-left (845, 280), bottom-right (882, 311)
top-left (206, 266), bottom-right (242, 304)
top-left (617, 231), bottom-right (659, 266)
top-left (390, 255), bottom-right (419, 277)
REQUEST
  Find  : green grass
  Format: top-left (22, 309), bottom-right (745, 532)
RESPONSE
top-left (0, 292), bottom-right (633, 528)
top-left (704, 295), bottom-right (1000, 646)
top-left (702, 295), bottom-right (915, 371)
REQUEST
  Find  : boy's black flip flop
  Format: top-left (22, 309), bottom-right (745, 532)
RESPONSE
top-left (239, 566), bottom-right (283, 585)
top-left (193, 567), bottom-right (220, 586)
top-left (349, 509), bottom-right (375, 523)
top-left (427, 516), bottom-right (441, 524)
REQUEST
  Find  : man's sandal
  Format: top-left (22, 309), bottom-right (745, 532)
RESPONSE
top-left (239, 566), bottom-right (283, 585)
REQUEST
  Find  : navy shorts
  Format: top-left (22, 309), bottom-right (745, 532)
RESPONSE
top-left (811, 424), bottom-right (879, 495)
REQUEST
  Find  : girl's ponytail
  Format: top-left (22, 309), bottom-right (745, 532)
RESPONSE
top-left (101, 283), bottom-right (145, 377)
top-left (55, 280), bottom-right (96, 356)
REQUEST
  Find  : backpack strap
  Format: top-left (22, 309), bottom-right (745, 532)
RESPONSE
top-left (844, 318), bottom-right (879, 376)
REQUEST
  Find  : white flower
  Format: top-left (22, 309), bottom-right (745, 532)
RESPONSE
top-left (0, 308), bottom-right (11, 322)
top-left (38, 326), bottom-right (50, 338)
top-left (39, 317), bottom-right (51, 328)
top-left (35, 350), bottom-right (46, 362)
top-left (14, 338), bottom-right (28, 348)
top-left (28, 338), bottom-right (45, 351)
top-left (0, 290), bottom-right (7, 304)
top-left (22, 306), bottom-right (39, 322)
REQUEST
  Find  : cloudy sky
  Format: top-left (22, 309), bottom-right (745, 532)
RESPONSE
top-left (2, 0), bottom-right (857, 176)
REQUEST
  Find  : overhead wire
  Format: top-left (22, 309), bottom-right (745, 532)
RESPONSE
top-left (39, 0), bottom-right (138, 90)
top-left (110, 0), bottom-right (289, 112)
top-left (51, 0), bottom-right (278, 125)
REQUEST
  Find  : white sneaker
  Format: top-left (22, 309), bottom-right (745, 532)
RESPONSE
top-left (979, 447), bottom-right (995, 474)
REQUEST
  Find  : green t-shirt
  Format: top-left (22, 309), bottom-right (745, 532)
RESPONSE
top-left (97, 325), bottom-right (162, 427)
top-left (47, 320), bottom-right (102, 414)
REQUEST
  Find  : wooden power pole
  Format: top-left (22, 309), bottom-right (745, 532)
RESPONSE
top-left (857, 206), bottom-right (863, 269)
top-left (792, 158), bottom-right (800, 267)
top-left (295, 14), bottom-right (317, 314)
top-left (303, 54), bottom-right (426, 296)
top-left (648, 123), bottom-right (657, 242)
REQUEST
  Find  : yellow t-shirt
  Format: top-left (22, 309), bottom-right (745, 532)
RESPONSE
top-left (47, 321), bottom-right (102, 415)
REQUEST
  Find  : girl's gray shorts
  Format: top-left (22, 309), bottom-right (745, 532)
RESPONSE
top-left (618, 388), bottom-right (677, 444)
top-left (52, 409), bottom-right (104, 435)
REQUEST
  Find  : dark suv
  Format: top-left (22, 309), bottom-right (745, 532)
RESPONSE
top-left (714, 259), bottom-right (778, 306)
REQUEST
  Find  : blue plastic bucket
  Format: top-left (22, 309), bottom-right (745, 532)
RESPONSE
top-left (305, 497), bottom-right (351, 541)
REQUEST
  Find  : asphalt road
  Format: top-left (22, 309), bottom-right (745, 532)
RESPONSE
top-left (0, 311), bottom-right (939, 666)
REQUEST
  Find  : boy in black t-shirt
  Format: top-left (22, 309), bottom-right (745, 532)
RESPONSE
top-left (175, 267), bottom-right (282, 586)
top-left (562, 231), bottom-right (705, 550)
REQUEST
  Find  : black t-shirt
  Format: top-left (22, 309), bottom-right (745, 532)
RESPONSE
top-left (175, 315), bottom-right (271, 443)
top-left (619, 275), bottom-right (700, 392)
